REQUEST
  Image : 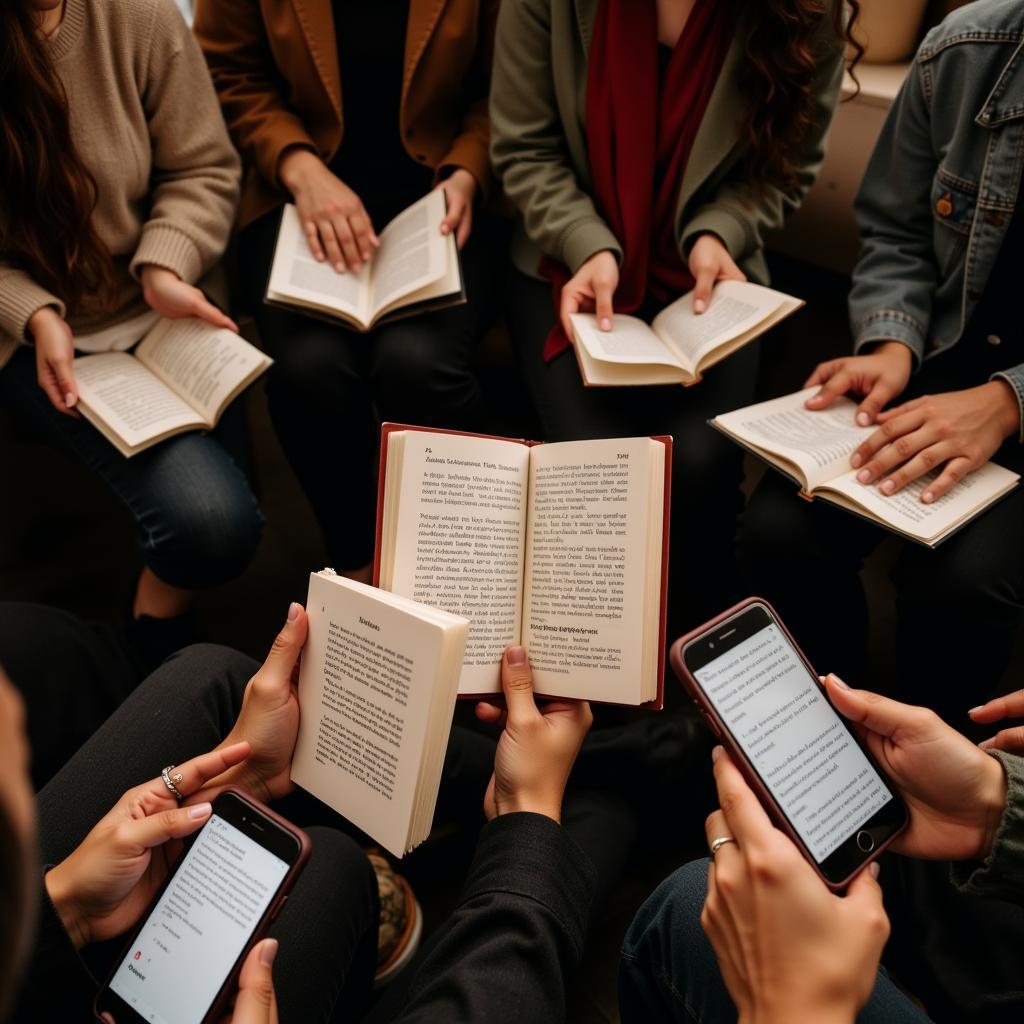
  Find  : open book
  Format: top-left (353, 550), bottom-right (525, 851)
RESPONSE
top-left (714, 388), bottom-right (1020, 547)
top-left (73, 318), bottom-right (271, 458)
top-left (570, 280), bottom-right (803, 386)
top-left (375, 424), bottom-right (671, 707)
top-left (265, 189), bottom-right (464, 331)
top-left (291, 570), bottom-right (469, 858)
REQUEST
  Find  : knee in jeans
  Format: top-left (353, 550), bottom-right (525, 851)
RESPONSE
top-left (146, 486), bottom-right (263, 588)
top-left (622, 859), bottom-right (709, 965)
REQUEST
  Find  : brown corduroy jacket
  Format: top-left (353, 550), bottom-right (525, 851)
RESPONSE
top-left (193, 0), bottom-right (499, 230)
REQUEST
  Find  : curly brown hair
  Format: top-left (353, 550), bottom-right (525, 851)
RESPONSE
top-left (0, 1), bottom-right (116, 316)
top-left (737, 0), bottom-right (862, 195)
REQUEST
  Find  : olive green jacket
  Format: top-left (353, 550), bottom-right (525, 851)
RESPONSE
top-left (490, 0), bottom-right (846, 282)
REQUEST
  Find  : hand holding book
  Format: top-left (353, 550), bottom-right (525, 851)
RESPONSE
top-left (475, 646), bottom-right (593, 824)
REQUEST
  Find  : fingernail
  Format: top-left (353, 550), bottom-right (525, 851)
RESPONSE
top-left (65, 392), bottom-right (76, 408)
top-left (711, 744), bottom-right (723, 763)
top-left (694, 300), bottom-right (706, 314)
top-left (287, 601), bottom-right (301, 623)
top-left (857, 470), bottom-right (871, 483)
top-left (361, 252), bottom-right (370, 261)
top-left (335, 263), bottom-right (345, 273)
top-left (260, 938), bottom-right (279, 967)
top-left (850, 453), bottom-right (862, 468)
top-left (828, 673), bottom-right (850, 690)
top-left (600, 317), bottom-right (612, 331)
top-left (507, 645), bottom-right (526, 666)
top-left (979, 738), bottom-right (995, 750)
top-left (869, 861), bottom-right (880, 879)
top-left (188, 802), bottom-right (212, 820)
top-left (857, 412), bottom-right (870, 426)
top-left (881, 480), bottom-right (895, 494)
top-left (922, 491), bottom-right (934, 504)
top-left (968, 706), bottom-right (985, 715)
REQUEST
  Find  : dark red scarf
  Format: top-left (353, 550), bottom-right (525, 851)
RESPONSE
top-left (542, 0), bottom-right (731, 361)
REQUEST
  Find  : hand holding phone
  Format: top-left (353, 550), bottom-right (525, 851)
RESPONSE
top-left (95, 790), bottom-right (309, 1024)
top-left (46, 742), bottom-right (254, 949)
top-left (824, 675), bottom-right (1008, 862)
top-left (672, 599), bottom-right (908, 888)
top-left (702, 745), bottom-right (890, 1024)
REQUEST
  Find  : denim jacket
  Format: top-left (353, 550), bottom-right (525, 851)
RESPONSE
top-left (849, 0), bottom-right (1024, 438)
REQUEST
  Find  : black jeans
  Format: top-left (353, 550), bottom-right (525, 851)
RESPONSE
top-left (505, 269), bottom-right (758, 638)
top-left (240, 211), bottom-right (508, 570)
top-left (36, 643), bottom-right (380, 1024)
top-left (0, 601), bottom-right (141, 790)
top-left (738, 337), bottom-right (1024, 727)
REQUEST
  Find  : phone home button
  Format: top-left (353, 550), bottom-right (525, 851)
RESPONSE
top-left (856, 830), bottom-right (875, 853)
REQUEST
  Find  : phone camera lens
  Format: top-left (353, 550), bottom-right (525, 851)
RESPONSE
top-left (709, 642), bottom-right (715, 649)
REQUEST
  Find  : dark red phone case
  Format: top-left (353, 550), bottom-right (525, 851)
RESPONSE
top-left (94, 788), bottom-right (311, 1023)
top-left (670, 596), bottom-right (907, 891)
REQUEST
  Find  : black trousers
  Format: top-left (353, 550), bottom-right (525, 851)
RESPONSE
top-left (35, 642), bottom-right (380, 1024)
top-left (240, 211), bottom-right (509, 570)
top-left (505, 268), bottom-right (759, 638)
top-left (738, 336), bottom-right (1024, 728)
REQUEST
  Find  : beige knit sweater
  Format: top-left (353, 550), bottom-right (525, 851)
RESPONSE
top-left (0, 0), bottom-right (240, 352)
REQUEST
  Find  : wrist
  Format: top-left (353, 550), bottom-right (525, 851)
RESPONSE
top-left (140, 265), bottom-right (178, 288)
top-left (495, 792), bottom-right (562, 824)
top-left (977, 753), bottom-right (1009, 859)
top-left (27, 305), bottom-right (61, 335)
top-left (278, 146), bottom-right (321, 193)
top-left (873, 340), bottom-right (913, 367)
top-left (987, 379), bottom-right (1021, 439)
top-left (44, 863), bottom-right (90, 951)
top-left (744, 1000), bottom-right (855, 1024)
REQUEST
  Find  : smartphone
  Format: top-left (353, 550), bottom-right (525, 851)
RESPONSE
top-left (95, 789), bottom-right (310, 1024)
top-left (671, 598), bottom-right (908, 889)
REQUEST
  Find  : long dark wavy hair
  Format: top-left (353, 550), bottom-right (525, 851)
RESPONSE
top-left (737, 0), bottom-right (862, 195)
top-left (0, 1), bottom-right (116, 315)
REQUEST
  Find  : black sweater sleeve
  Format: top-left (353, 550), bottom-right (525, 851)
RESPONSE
top-left (394, 812), bottom-right (596, 1023)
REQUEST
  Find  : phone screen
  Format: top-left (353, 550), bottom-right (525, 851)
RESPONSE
top-left (691, 613), bottom-right (896, 865)
top-left (106, 812), bottom-right (291, 1024)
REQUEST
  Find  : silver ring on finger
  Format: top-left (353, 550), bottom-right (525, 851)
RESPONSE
top-left (161, 765), bottom-right (185, 802)
top-left (709, 835), bottom-right (737, 857)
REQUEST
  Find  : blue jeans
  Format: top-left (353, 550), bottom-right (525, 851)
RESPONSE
top-left (1, 347), bottom-right (263, 588)
top-left (619, 859), bottom-right (933, 1024)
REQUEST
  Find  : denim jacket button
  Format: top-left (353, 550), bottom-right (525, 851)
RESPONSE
top-left (987, 334), bottom-right (1002, 346)
top-left (935, 192), bottom-right (954, 218)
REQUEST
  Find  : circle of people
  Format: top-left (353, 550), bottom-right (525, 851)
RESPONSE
top-left (2, 1), bottom-right (1023, 1022)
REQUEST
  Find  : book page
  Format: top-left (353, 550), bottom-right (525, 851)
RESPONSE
top-left (820, 462), bottom-right (1019, 543)
top-left (266, 204), bottom-right (370, 323)
top-left (383, 431), bottom-right (531, 694)
top-left (74, 353), bottom-right (203, 446)
top-left (715, 388), bottom-right (872, 492)
top-left (523, 436), bottom-right (656, 703)
top-left (368, 190), bottom-right (447, 320)
top-left (652, 280), bottom-right (795, 371)
top-left (135, 319), bottom-right (269, 424)
top-left (292, 574), bottom-right (453, 858)
top-left (571, 314), bottom-right (685, 369)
